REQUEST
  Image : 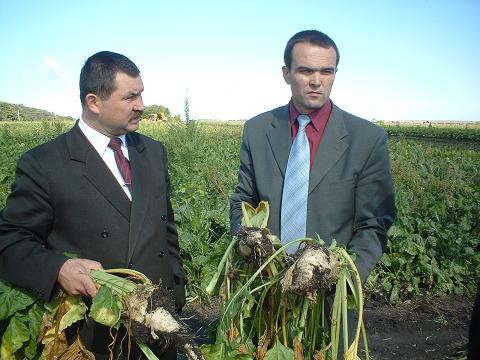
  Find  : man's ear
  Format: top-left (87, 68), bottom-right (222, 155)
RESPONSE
top-left (85, 93), bottom-right (101, 114)
top-left (282, 66), bottom-right (291, 85)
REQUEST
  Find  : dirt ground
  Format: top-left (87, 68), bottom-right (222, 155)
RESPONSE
top-left (362, 294), bottom-right (472, 360)
top-left (181, 294), bottom-right (474, 360)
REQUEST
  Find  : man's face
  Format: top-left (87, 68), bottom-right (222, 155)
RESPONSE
top-left (94, 72), bottom-right (144, 137)
top-left (282, 42), bottom-right (337, 114)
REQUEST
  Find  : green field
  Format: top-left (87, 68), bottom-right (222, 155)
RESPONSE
top-left (0, 120), bottom-right (479, 304)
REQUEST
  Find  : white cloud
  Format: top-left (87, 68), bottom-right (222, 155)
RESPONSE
top-left (41, 57), bottom-right (64, 80)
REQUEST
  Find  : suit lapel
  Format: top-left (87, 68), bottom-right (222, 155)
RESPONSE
top-left (266, 105), bottom-right (291, 177)
top-left (67, 124), bottom-right (131, 221)
top-left (309, 105), bottom-right (348, 193)
top-left (126, 133), bottom-right (149, 260)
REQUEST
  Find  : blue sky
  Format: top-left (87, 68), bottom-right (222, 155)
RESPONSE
top-left (1, 0), bottom-right (479, 121)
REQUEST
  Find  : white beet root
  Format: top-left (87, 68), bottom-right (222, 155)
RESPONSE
top-left (281, 244), bottom-right (340, 301)
top-left (124, 284), bottom-right (204, 360)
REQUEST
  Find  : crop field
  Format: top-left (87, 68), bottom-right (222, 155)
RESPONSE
top-left (0, 120), bottom-right (479, 359)
top-left (0, 120), bottom-right (479, 301)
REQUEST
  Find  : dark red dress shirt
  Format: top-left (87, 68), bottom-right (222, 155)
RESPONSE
top-left (288, 100), bottom-right (332, 167)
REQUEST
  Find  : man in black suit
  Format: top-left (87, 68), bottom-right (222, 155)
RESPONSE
top-left (0, 51), bottom-right (185, 359)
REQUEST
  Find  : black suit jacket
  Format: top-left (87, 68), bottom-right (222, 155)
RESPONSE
top-left (0, 123), bottom-right (186, 307)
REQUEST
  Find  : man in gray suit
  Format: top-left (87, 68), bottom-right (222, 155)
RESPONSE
top-left (230, 30), bottom-right (395, 284)
top-left (0, 51), bottom-right (185, 359)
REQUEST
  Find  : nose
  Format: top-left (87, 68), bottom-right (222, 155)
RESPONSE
top-left (309, 72), bottom-right (322, 87)
top-left (134, 95), bottom-right (144, 112)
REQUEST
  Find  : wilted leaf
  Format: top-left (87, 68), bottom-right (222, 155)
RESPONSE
top-left (256, 343), bottom-right (267, 360)
top-left (313, 349), bottom-right (326, 360)
top-left (241, 201), bottom-right (269, 228)
top-left (58, 296), bottom-right (88, 333)
top-left (256, 324), bottom-right (272, 360)
top-left (42, 295), bottom-right (86, 349)
top-left (344, 340), bottom-right (362, 360)
top-left (58, 334), bottom-right (95, 360)
top-left (237, 344), bottom-right (249, 354)
top-left (38, 311), bottom-right (53, 344)
top-left (293, 337), bottom-right (304, 360)
top-left (228, 324), bottom-right (240, 343)
top-left (89, 285), bottom-right (122, 327)
top-left (42, 331), bottom-right (68, 360)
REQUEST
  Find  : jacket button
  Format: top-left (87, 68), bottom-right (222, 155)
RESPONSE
top-left (161, 215), bottom-right (167, 221)
top-left (128, 262), bottom-right (133, 268)
top-left (158, 251), bottom-right (165, 258)
top-left (101, 230), bottom-right (109, 238)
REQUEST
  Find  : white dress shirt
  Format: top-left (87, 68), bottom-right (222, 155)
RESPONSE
top-left (78, 118), bottom-right (132, 200)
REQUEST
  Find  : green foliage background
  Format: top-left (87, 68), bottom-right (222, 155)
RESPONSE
top-left (0, 101), bottom-right (74, 122)
top-left (0, 120), bottom-right (478, 304)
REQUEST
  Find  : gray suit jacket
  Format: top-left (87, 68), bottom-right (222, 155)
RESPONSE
top-left (0, 123), bottom-right (186, 308)
top-left (230, 103), bottom-right (396, 282)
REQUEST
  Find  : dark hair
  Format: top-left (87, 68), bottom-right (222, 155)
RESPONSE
top-left (284, 30), bottom-right (340, 69)
top-left (79, 51), bottom-right (140, 106)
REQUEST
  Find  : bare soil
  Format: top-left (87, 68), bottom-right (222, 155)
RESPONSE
top-left (362, 295), bottom-right (472, 360)
top-left (181, 294), bottom-right (473, 360)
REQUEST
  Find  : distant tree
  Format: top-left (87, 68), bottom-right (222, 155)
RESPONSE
top-left (0, 101), bottom-right (74, 121)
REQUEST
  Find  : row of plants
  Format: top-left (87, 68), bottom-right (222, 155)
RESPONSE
top-left (0, 121), bottom-right (479, 306)
top-left (153, 122), bottom-right (480, 304)
top-left (368, 139), bottom-right (479, 302)
top-left (379, 122), bottom-right (480, 142)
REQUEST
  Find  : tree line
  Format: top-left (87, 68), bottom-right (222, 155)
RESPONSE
top-left (0, 101), bottom-right (179, 122)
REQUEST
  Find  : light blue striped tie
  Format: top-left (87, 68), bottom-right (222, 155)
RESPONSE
top-left (281, 114), bottom-right (311, 253)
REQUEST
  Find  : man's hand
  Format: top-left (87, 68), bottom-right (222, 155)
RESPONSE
top-left (57, 258), bottom-right (103, 297)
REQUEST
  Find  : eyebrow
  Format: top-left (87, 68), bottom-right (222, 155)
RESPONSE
top-left (297, 65), bottom-right (336, 72)
top-left (126, 89), bottom-right (144, 96)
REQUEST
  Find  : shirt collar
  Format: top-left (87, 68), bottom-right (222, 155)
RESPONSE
top-left (288, 99), bottom-right (332, 130)
top-left (78, 118), bottom-right (127, 155)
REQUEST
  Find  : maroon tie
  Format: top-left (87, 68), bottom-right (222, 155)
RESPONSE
top-left (108, 138), bottom-right (132, 192)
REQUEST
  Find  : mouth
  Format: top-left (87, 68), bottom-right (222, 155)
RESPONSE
top-left (131, 112), bottom-right (143, 122)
